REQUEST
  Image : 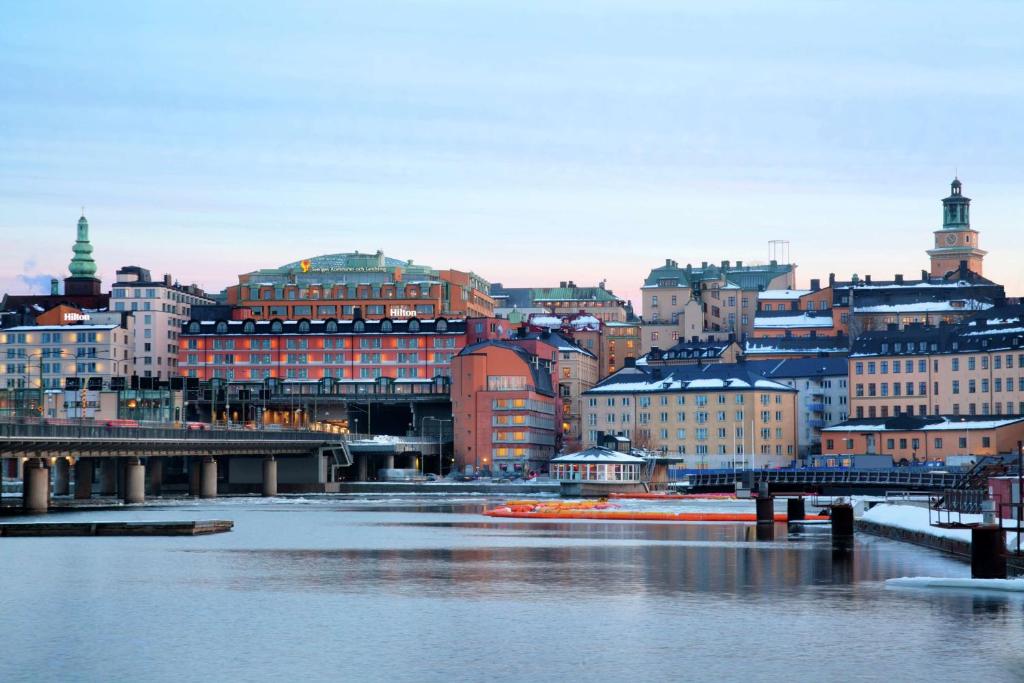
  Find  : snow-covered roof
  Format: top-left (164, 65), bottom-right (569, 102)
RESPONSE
top-left (855, 300), bottom-right (994, 314)
top-left (824, 417), bottom-right (1024, 432)
top-left (551, 447), bottom-right (646, 464)
top-left (758, 289), bottom-right (811, 300)
top-left (753, 314), bottom-right (834, 329)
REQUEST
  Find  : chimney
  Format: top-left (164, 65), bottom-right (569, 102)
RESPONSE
top-left (624, 356), bottom-right (636, 368)
top-left (829, 273), bottom-right (836, 287)
top-left (665, 258), bottom-right (672, 267)
top-left (50, 278), bottom-right (59, 295)
top-left (721, 260), bottom-right (729, 269)
top-left (701, 261), bottom-right (708, 269)
top-left (810, 278), bottom-right (820, 291)
top-left (864, 275), bottom-right (872, 284)
top-left (922, 269), bottom-right (929, 280)
top-left (559, 281), bottom-right (567, 288)
top-left (894, 274), bottom-right (903, 284)
top-left (736, 260), bottom-right (743, 268)
top-left (164, 273), bottom-right (172, 286)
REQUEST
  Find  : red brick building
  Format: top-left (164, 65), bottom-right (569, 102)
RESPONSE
top-left (451, 339), bottom-right (558, 474)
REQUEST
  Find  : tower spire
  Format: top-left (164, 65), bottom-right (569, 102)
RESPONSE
top-left (69, 213), bottom-right (97, 278)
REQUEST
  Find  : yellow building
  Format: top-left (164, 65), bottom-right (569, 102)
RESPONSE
top-left (582, 360), bottom-right (798, 468)
top-left (849, 309), bottom-right (1024, 420)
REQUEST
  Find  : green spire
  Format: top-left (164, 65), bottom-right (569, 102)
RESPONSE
top-left (69, 213), bottom-right (97, 277)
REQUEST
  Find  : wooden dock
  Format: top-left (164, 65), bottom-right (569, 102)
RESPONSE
top-left (0, 520), bottom-right (234, 537)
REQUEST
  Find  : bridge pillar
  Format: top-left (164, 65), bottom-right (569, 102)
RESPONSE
top-left (262, 457), bottom-right (278, 497)
top-left (200, 458), bottom-right (218, 499)
top-left (53, 457), bottom-right (71, 496)
top-left (123, 458), bottom-right (145, 504)
top-left (74, 458), bottom-right (94, 499)
top-left (14, 456), bottom-right (24, 481)
top-left (148, 457), bottom-right (164, 497)
top-left (755, 496), bottom-right (774, 525)
top-left (384, 455), bottom-right (395, 471)
top-left (787, 497), bottom-right (805, 522)
top-left (356, 455), bottom-right (368, 482)
top-left (188, 458), bottom-right (200, 496)
top-left (99, 458), bottom-right (118, 496)
top-left (23, 458), bottom-right (49, 513)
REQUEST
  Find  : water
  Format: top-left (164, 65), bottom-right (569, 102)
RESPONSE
top-left (1, 496), bottom-right (1022, 682)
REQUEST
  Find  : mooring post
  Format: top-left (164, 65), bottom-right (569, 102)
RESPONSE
top-left (832, 503), bottom-right (854, 538)
top-left (262, 456), bottom-right (278, 497)
top-left (787, 497), bottom-right (806, 522)
top-left (971, 524), bottom-right (1007, 579)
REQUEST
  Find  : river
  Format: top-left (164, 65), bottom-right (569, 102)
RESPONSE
top-left (0, 495), bottom-right (1021, 682)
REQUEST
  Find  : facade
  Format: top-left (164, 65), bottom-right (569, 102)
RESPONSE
top-left (745, 358), bottom-right (849, 459)
top-left (641, 258), bottom-right (796, 338)
top-left (178, 316), bottom-right (491, 382)
top-left (848, 307), bottom-right (1024, 420)
top-left (822, 415), bottom-right (1024, 463)
top-left (603, 321), bottom-right (642, 376)
top-left (522, 312), bottom-right (640, 379)
top-left (111, 266), bottom-right (215, 379)
top-left (451, 340), bottom-right (558, 474)
top-left (582, 361), bottom-right (798, 468)
top-left (0, 314), bottom-right (134, 394)
top-left (532, 331), bottom-right (599, 453)
top-left (927, 178), bottom-right (986, 278)
top-left (226, 251), bottom-right (495, 321)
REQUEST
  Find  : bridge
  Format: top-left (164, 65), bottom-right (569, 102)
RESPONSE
top-left (674, 467), bottom-right (965, 494)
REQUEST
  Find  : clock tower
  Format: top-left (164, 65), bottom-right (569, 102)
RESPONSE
top-left (927, 178), bottom-right (986, 278)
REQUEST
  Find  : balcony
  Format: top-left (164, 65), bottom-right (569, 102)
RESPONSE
top-left (805, 401), bottom-right (825, 412)
top-left (808, 418), bottom-right (826, 429)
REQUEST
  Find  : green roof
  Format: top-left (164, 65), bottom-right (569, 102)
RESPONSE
top-left (643, 260), bottom-right (793, 290)
top-left (530, 287), bottom-right (621, 302)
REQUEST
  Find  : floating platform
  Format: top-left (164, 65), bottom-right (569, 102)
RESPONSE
top-left (0, 520), bottom-right (234, 537)
top-left (607, 492), bottom-right (739, 500)
top-left (484, 501), bottom-right (829, 523)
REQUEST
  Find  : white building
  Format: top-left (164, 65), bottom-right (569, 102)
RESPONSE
top-left (111, 266), bottom-right (214, 379)
top-left (0, 314), bottom-right (134, 392)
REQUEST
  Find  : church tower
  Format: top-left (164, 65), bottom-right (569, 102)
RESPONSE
top-left (64, 213), bottom-right (102, 296)
top-left (927, 178), bottom-right (986, 278)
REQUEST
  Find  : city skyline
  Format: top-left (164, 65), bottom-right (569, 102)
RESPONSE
top-left (4, 1), bottom-right (1024, 306)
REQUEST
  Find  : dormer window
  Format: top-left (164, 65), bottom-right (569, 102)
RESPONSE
top-left (298, 320), bottom-right (310, 333)
top-left (381, 319), bottom-right (393, 333)
top-left (436, 318), bottom-right (448, 332)
top-left (354, 320), bottom-right (365, 333)
top-left (271, 320), bottom-right (283, 334)
top-left (243, 321), bottom-right (255, 335)
top-left (215, 321), bottom-right (228, 335)
top-left (408, 319), bottom-right (420, 333)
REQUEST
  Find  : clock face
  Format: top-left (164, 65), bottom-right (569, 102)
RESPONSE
top-left (945, 233), bottom-right (957, 246)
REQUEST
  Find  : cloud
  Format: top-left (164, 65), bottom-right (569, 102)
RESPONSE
top-left (18, 273), bottom-right (59, 294)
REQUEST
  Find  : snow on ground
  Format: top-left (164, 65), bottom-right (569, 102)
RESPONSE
top-left (886, 577), bottom-right (1024, 592)
top-left (861, 502), bottom-right (1021, 547)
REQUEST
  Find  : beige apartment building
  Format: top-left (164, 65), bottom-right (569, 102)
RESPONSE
top-left (582, 361), bottom-right (798, 468)
top-left (849, 310), bottom-right (1024, 420)
top-left (111, 266), bottom-right (214, 379)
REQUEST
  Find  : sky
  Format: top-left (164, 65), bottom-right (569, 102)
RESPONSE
top-left (2, 0), bottom-right (1024, 312)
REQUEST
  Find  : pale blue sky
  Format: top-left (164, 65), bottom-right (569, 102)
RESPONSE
top-left (3, 0), bottom-right (1023, 308)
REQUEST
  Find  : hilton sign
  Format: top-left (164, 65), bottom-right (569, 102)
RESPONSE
top-left (389, 306), bottom-right (417, 318)
top-left (63, 312), bottom-right (91, 322)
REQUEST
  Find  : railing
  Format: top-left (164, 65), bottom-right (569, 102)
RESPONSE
top-left (0, 418), bottom-right (343, 443)
top-left (671, 467), bottom-right (964, 491)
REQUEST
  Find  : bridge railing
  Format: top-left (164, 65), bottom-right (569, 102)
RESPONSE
top-left (0, 418), bottom-right (344, 443)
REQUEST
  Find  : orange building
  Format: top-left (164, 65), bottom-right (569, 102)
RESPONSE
top-left (451, 340), bottom-right (558, 474)
top-left (822, 415), bottom-right (1024, 463)
top-left (179, 316), bottom-right (511, 383)
top-left (225, 250), bottom-right (494, 321)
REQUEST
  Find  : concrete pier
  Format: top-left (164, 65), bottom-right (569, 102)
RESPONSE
top-left (74, 458), bottom-right (94, 499)
top-left (200, 458), bottom-right (218, 498)
top-left (971, 525), bottom-right (1007, 579)
top-left (261, 457), bottom-right (278, 497)
top-left (384, 455), bottom-right (395, 470)
top-left (787, 497), bottom-right (806, 522)
top-left (756, 496), bottom-right (774, 525)
top-left (23, 459), bottom-right (49, 513)
top-left (832, 504), bottom-right (855, 538)
top-left (123, 458), bottom-right (145, 504)
top-left (148, 457), bottom-right (164, 497)
top-left (53, 458), bottom-right (71, 496)
top-left (99, 458), bottom-right (118, 496)
top-left (356, 455), bottom-right (368, 482)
